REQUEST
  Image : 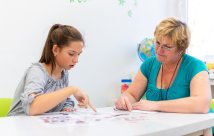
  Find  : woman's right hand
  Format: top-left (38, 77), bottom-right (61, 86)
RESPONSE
top-left (115, 94), bottom-right (132, 111)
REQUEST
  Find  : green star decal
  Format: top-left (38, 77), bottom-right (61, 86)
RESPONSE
top-left (68, 0), bottom-right (139, 17)
top-left (70, 0), bottom-right (87, 3)
top-left (134, 0), bottom-right (138, 6)
top-left (118, 0), bottom-right (126, 6)
top-left (128, 10), bottom-right (133, 17)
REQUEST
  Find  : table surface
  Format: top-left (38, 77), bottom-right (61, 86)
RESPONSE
top-left (0, 107), bottom-right (214, 136)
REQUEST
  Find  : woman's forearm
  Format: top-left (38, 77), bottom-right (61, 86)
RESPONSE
top-left (156, 96), bottom-right (211, 113)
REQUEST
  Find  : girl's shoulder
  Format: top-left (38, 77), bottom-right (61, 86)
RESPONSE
top-left (25, 63), bottom-right (49, 80)
top-left (27, 63), bottom-right (47, 74)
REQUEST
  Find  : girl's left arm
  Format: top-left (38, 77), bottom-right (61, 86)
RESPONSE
top-left (61, 98), bottom-right (76, 112)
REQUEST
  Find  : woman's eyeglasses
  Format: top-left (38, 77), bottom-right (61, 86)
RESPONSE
top-left (155, 41), bottom-right (176, 51)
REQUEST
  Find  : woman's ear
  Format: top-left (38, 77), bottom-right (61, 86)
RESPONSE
top-left (52, 44), bottom-right (59, 57)
top-left (180, 51), bottom-right (184, 55)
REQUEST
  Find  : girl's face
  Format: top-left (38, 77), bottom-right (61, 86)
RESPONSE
top-left (155, 36), bottom-right (181, 65)
top-left (53, 41), bottom-right (84, 70)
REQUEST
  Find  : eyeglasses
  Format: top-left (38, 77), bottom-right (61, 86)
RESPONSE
top-left (155, 41), bottom-right (176, 51)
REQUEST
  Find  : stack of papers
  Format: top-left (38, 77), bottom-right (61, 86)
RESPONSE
top-left (38, 108), bottom-right (157, 125)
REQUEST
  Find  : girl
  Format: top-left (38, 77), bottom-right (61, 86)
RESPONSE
top-left (8, 24), bottom-right (96, 116)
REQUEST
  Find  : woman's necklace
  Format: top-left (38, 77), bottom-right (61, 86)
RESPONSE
top-left (160, 56), bottom-right (182, 100)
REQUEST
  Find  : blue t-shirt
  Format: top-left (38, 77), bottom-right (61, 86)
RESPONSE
top-left (140, 54), bottom-right (208, 101)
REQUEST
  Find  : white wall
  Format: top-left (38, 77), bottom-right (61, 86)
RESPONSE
top-left (0, 0), bottom-right (186, 107)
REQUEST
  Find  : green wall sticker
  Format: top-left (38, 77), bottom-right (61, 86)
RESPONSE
top-left (118, 0), bottom-right (139, 17)
top-left (70, 0), bottom-right (87, 3)
top-left (134, 0), bottom-right (138, 6)
top-left (127, 10), bottom-right (133, 17)
top-left (118, 0), bottom-right (126, 6)
top-left (68, 0), bottom-right (139, 17)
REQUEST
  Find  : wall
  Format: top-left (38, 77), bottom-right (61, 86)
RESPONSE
top-left (0, 0), bottom-right (186, 107)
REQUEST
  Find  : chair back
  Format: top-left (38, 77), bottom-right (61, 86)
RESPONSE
top-left (211, 99), bottom-right (214, 111)
top-left (0, 98), bottom-right (13, 117)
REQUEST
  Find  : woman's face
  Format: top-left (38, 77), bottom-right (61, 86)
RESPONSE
top-left (54, 41), bottom-right (84, 70)
top-left (155, 36), bottom-right (181, 64)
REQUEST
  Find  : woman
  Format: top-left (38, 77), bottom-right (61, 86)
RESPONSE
top-left (115, 17), bottom-right (211, 113)
top-left (9, 24), bottom-right (96, 116)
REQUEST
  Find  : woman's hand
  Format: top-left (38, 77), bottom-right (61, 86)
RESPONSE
top-left (132, 100), bottom-right (157, 111)
top-left (73, 89), bottom-right (96, 112)
top-left (115, 95), bottom-right (132, 111)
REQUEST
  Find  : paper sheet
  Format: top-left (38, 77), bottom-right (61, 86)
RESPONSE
top-left (38, 108), bottom-right (156, 125)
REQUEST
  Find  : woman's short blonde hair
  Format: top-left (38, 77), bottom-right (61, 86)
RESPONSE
top-left (154, 17), bottom-right (190, 53)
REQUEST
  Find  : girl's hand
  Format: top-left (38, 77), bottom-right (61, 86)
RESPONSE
top-left (61, 107), bottom-right (76, 112)
top-left (73, 89), bottom-right (96, 112)
top-left (132, 100), bottom-right (157, 111)
top-left (73, 89), bottom-right (87, 107)
top-left (115, 95), bottom-right (132, 111)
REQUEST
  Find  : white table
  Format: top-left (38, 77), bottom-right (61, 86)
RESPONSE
top-left (0, 107), bottom-right (214, 136)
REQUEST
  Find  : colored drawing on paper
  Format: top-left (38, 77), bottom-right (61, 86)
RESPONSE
top-left (39, 109), bottom-right (147, 125)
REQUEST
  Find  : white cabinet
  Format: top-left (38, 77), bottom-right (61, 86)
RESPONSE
top-left (211, 79), bottom-right (214, 98)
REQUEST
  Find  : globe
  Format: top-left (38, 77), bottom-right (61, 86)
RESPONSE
top-left (138, 38), bottom-right (156, 61)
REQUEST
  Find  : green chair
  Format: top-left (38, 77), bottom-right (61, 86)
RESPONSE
top-left (211, 99), bottom-right (214, 111)
top-left (0, 98), bottom-right (13, 117)
top-left (210, 99), bottom-right (214, 135)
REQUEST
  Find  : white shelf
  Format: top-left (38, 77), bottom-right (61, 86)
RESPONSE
top-left (210, 79), bottom-right (214, 86)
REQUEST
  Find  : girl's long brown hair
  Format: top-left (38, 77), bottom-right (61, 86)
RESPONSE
top-left (39, 24), bottom-right (84, 73)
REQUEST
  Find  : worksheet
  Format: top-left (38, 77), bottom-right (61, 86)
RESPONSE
top-left (38, 108), bottom-right (157, 125)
